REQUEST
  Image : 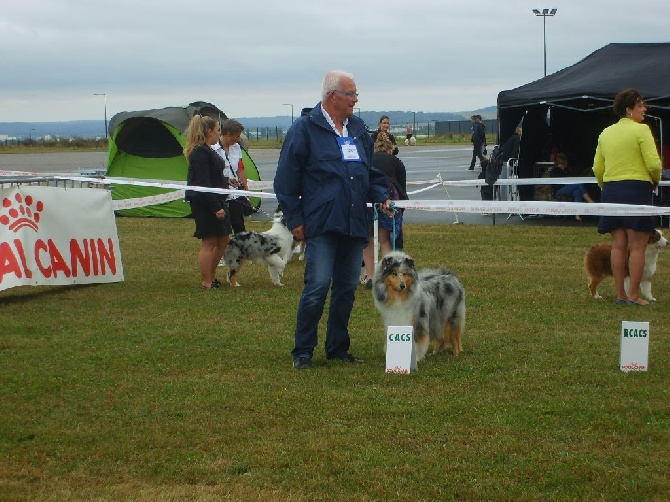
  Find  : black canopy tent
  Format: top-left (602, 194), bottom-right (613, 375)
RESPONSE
top-left (497, 43), bottom-right (670, 200)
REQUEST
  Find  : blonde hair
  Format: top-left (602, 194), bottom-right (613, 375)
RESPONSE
top-left (374, 132), bottom-right (394, 153)
top-left (184, 115), bottom-right (218, 159)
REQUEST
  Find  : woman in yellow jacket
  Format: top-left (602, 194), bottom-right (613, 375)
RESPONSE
top-left (593, 88), bottom-right (662, 306)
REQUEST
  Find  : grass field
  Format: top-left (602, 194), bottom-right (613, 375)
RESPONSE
top-left (1, 218), bottom-right (668, 501)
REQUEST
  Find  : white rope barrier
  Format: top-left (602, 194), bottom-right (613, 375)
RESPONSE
top-left (3, 171), bottom-right (670, 216)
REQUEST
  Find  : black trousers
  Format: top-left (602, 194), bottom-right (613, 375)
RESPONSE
top-left (228, 198), bottom-right (247, 234)
top-left (469, 143), bottom-right (485, 169)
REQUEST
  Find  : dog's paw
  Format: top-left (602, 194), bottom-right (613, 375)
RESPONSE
top-left (593, 293), bottom-right (603, 299)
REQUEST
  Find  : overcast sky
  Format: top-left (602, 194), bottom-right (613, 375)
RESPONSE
top-left (1, 0), bottom-right (667, 122)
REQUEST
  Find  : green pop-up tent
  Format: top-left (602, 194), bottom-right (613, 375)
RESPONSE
top-left (106, 101), bottom-right (261, 217)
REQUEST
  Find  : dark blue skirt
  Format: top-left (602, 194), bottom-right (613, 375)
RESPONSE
top-left (598, 180), bottom-right (656, 234)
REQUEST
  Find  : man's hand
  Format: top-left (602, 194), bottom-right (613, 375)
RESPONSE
top-left (378, 199), bottom-right (395, 217)
top-left (292, 224), bottom-right (305, 241)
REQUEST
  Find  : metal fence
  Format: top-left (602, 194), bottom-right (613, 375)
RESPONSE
top-left (242, 119), bottom-right (499, 142)
top-left (434, 119), bottom-right (498, 137)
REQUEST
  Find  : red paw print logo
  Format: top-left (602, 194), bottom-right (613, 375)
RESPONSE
top-left (1, 193), bottom-right (44, 232)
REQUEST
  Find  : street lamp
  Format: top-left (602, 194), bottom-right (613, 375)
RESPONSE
top-left (93, 93), bottom-right (108, 137)
top-left (282, 103), bottom-right (294, 124)
top-left (532, 8), bottom-right (557, 77)
top-left (353, 107), bottom-right (361, 118)
top-left (29, 128), bottom-right (35, 141)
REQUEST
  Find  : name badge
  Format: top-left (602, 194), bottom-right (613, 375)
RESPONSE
top-left (337, 137), bottom-right (361, 162)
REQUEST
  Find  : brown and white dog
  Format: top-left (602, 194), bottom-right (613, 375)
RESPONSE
top-left (372, 251), bottom-right (466, 362)
top-left (585, 229), bottom-right (667, 301)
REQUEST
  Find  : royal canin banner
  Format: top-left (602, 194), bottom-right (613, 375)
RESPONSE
top-left (0, 186), bottom-right (124, 292)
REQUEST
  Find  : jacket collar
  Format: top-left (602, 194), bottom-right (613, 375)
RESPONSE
top-left (308, 102), bottom-right (365, 137)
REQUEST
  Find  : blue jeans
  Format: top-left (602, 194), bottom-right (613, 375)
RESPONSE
top-left (556, 183), bottom-right (589, 202)
top-left (292, 232), bottom-right (365, 359)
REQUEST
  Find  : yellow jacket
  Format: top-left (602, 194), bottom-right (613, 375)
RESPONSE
top-left (592, 118), bottom-right (661, 188)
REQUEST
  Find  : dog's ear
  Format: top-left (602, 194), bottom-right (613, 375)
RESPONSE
top-left (381, 255), bottom-right (397, 274)
top-left (404, 257), bottom-right (415, 270)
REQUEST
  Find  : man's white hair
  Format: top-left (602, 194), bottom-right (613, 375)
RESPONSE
top-left (321, 70), bottom-right (354, 102)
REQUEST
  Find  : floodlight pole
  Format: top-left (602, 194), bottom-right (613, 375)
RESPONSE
top-left (94, 93), bottom-right (108, 137)
top-left (532, 8), bottom-right (557, 77)
top-left (282, 103), bottom-right (294, 124)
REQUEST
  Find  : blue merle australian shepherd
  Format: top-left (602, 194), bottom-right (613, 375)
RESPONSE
top-left (372, 251), bottom-right (466, 362)
top-left (223, 210), bottom-right (294, 287)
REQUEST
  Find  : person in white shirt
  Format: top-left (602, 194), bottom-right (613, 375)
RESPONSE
top-left (212, 119), bottom-right (249, 233)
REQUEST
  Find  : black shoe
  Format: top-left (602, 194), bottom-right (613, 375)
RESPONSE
top-left (292, 355), bottom-right (312, 369)
top-left (365, 279), bottom-right (372, 290)
top-left (329, 353), bottom-right (365, 364)
top-left (211, 278), bottom-right (222, 288)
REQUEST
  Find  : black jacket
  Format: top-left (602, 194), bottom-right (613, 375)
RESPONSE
top-left (500, 133), bottom-right (521, 161)
top-left (372, 151), bottom-right (408, 200)
top-left (186, 144), bottom-right (229, 214)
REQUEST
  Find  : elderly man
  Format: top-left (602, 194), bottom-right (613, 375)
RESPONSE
top-left (274, 70), bottom-right (392, 370)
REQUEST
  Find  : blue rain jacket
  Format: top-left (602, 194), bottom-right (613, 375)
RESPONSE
top-left (274, 103), bottom-right (389, 240)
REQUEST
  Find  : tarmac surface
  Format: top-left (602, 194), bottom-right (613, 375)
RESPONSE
top-left (0, 146), bottom-right (591, 227)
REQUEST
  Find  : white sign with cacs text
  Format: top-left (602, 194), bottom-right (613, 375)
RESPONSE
top-left (620, 321), bottom-right (650, 372)
top-left (386, 326), bottom-right (417, 374)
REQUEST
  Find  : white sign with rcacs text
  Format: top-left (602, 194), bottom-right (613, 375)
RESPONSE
top-left (620, 321), bottom-right (650, 372)
top-left (386, 326), bottom-right (417, 374)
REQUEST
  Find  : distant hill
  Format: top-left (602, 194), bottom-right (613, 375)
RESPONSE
top-left (0, 121), bottom-right (107, 140)
top-left (0, 107), bottom-right (495, 139)
top-left (460, 105), bottom-right (497, 120)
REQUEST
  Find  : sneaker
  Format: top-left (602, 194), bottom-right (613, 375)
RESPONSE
top-left (212, 278), bottom-right (222, 288)
top-left (292, 355), bottom-right (312, 369)
top-left (328, 353), bottom-right (365, 364)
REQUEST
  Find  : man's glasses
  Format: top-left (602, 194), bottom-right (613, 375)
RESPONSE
top-left (333, 90), bottom-right (359, 97)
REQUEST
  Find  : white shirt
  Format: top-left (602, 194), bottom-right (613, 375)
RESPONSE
top-left (211, 142), bottom-right (244, 199)
top-left (321, 104), bottom-right (349, 137)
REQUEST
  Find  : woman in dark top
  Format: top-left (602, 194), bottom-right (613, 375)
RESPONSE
top-left (371, 115), bottom-right (399, 155)
top-left (184, 115), bottom-right (232, 290)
